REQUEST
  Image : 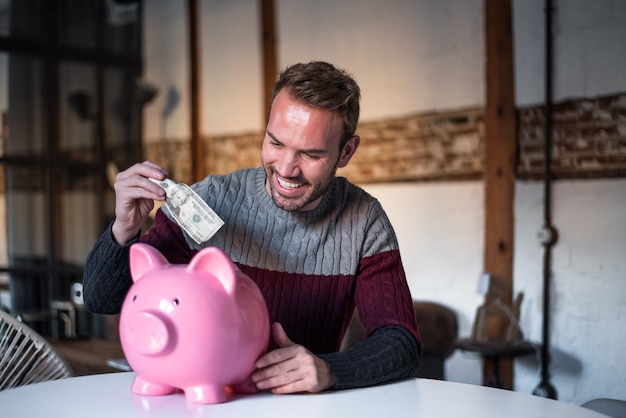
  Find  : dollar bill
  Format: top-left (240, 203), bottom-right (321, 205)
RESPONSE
top-left (149, 177), bottom-right (224, 244)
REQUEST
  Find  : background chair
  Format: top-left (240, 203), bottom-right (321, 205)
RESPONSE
top-left (581, 398), bottom-right (626, 418)
top-left (341, 301), bottom-right (458, 380)
top-left (0, 308), bottom-right (74, 390)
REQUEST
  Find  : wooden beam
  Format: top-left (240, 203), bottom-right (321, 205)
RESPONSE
top-left (260, 0), bottom-right (277, 123)
top-left (483, 0), bottom-right (517, 389)
top-left (188, 0), bottom-right (204, 182)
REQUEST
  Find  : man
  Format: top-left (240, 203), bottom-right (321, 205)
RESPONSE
top-left (83, 61), bottom-right (421, 394)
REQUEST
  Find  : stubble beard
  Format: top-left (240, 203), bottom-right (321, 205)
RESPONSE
top-left (264, 165), bottom-right (337, 212)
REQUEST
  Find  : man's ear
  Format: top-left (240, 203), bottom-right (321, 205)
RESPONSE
top-left (337, 136), bottom-right (360, 168)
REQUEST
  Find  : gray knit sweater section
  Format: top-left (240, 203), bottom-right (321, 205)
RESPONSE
top-left (164, 167), bottom-right (399, 276)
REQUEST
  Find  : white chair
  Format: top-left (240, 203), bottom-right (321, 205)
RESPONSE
top-left (581, 398), bottom-right (626, 418)
top-left (0, 309), bottom-right (73, 390)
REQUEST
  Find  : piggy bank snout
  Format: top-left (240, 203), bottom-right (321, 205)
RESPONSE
top-left (124, 311), bottom-right (171, 355)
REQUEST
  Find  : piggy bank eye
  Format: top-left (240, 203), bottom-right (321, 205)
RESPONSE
top-left (172, 298), bottom-right (179, 306)
top-left (132, 295), bottom-right (137, 302)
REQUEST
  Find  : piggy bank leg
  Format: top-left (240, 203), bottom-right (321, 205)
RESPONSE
top-left (132, 375), bottom-right (176, 396)
top-left (184, 384), bottom-right (227, 404)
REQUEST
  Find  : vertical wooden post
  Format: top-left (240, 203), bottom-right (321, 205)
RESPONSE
top-left (483, 0), bottom-right (517, 389)
top-left (188, 0), bottom-right (204, 182)
top-left (260, 0), bottom-right (277, 123)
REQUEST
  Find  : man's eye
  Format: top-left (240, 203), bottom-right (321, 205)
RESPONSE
top-left (306, 153), bottom-right (322, 160)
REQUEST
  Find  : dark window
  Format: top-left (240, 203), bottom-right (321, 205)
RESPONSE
top-left (0, 0), bottom-right (145, 339)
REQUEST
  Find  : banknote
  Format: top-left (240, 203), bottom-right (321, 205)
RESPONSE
top-left (149, 177), bottom-right (224, 244)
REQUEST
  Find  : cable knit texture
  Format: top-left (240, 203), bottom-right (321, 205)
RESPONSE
top-left (83, 167), bottom-right (422, 389)
top-left (319, 326), bottom-right (421, 389)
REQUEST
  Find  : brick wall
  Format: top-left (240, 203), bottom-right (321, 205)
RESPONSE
top-left (518, 93), bottom-right (626, 180)
top-left (145, 140), bottom-right (193, 184)
top-left (145, 92), bottom-right (626, 185)
top-left (339, 109), bottom-right (484, 183)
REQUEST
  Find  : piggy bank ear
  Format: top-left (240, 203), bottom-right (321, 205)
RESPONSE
top-left (130, 243), bottom-right (170, 283)
top-left (187, 247), bottom-right (236, 295)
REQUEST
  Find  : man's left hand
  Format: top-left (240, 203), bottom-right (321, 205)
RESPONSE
top-left (251, 322), bottom-right (336, 394)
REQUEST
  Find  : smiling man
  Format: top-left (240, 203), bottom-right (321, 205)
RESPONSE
top-left (83, 61), bottom-right (422, 394)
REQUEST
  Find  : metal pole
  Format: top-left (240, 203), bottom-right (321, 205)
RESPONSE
top-left (533, 0), bottom-right (558, 400)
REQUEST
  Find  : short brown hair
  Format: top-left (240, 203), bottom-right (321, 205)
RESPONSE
top-left (271, 61), bottom-right (361, 148)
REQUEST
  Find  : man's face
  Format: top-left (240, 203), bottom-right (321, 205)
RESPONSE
top-left (261, 90), bottom-right (359, 212)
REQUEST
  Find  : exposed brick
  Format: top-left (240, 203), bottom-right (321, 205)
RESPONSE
top-left (518, 92), bottom-right (626, 179)
top-left (144, 92), bottom-right (626, 184)
top-left (144, 139), bottom-right (193, 184)
top-left (339, 109), bottom-right (485, 183)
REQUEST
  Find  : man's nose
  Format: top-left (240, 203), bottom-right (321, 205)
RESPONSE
top-left (274, 152), bottom-right (300, 177)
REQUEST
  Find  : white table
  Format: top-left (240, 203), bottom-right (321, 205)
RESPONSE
top-left (0, 372), bottom-right (606, 418)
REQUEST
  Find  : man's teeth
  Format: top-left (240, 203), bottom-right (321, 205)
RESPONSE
top-left (277, 177), bottom-right (304, 189)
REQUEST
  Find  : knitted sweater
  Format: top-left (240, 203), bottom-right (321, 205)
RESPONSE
top-left (83, 167), bottom-right (421, 389)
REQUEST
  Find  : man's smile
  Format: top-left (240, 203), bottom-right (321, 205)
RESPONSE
top-left (276, 175), bottom-right (306, 190)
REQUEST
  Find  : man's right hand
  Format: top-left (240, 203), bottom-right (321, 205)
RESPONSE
top-left (111, 161), bottom-right (168, 245)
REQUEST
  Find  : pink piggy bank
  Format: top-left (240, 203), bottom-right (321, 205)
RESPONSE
top-left (119, 243), bottom-right (270, 404)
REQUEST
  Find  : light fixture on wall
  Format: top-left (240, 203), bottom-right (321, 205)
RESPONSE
top-left (68, 91), bottom-right (95, 121)
top-left (134, 78), bottom-right (159, 106)
top-left (106, 0), bottom-right (139, 26)
top-left (111, 78), bottom-right (159, 123)
top-left (68, 79), bottom-right (158, 124)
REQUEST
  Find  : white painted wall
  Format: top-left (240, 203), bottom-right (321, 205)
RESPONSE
top-left (200, 0), bottom-right (263, 134)
top-left (276, 0), bottom-right (485, 119)
top-left (142, 0), bottom-right (626, 405)
top-left (514, 0), bottom-right (626, 105)
top-left (144, 0), bottom-right (263, 140)
top-left (514, 179), bottom-right (626, 402)
top-left (143, 0), bottom-right (189, 142)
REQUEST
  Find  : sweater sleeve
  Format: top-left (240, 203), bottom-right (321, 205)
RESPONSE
top-left (318, 326), bottom-right (421, 390)
top-left (82, 223), bottom-right (138, 314)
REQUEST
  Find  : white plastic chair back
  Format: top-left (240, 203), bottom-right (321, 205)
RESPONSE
top-left (0, 309), bottom-right (73, 390)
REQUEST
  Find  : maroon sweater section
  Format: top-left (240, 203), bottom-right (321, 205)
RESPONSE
top-left (141, 211), bottom-right (420, 354)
